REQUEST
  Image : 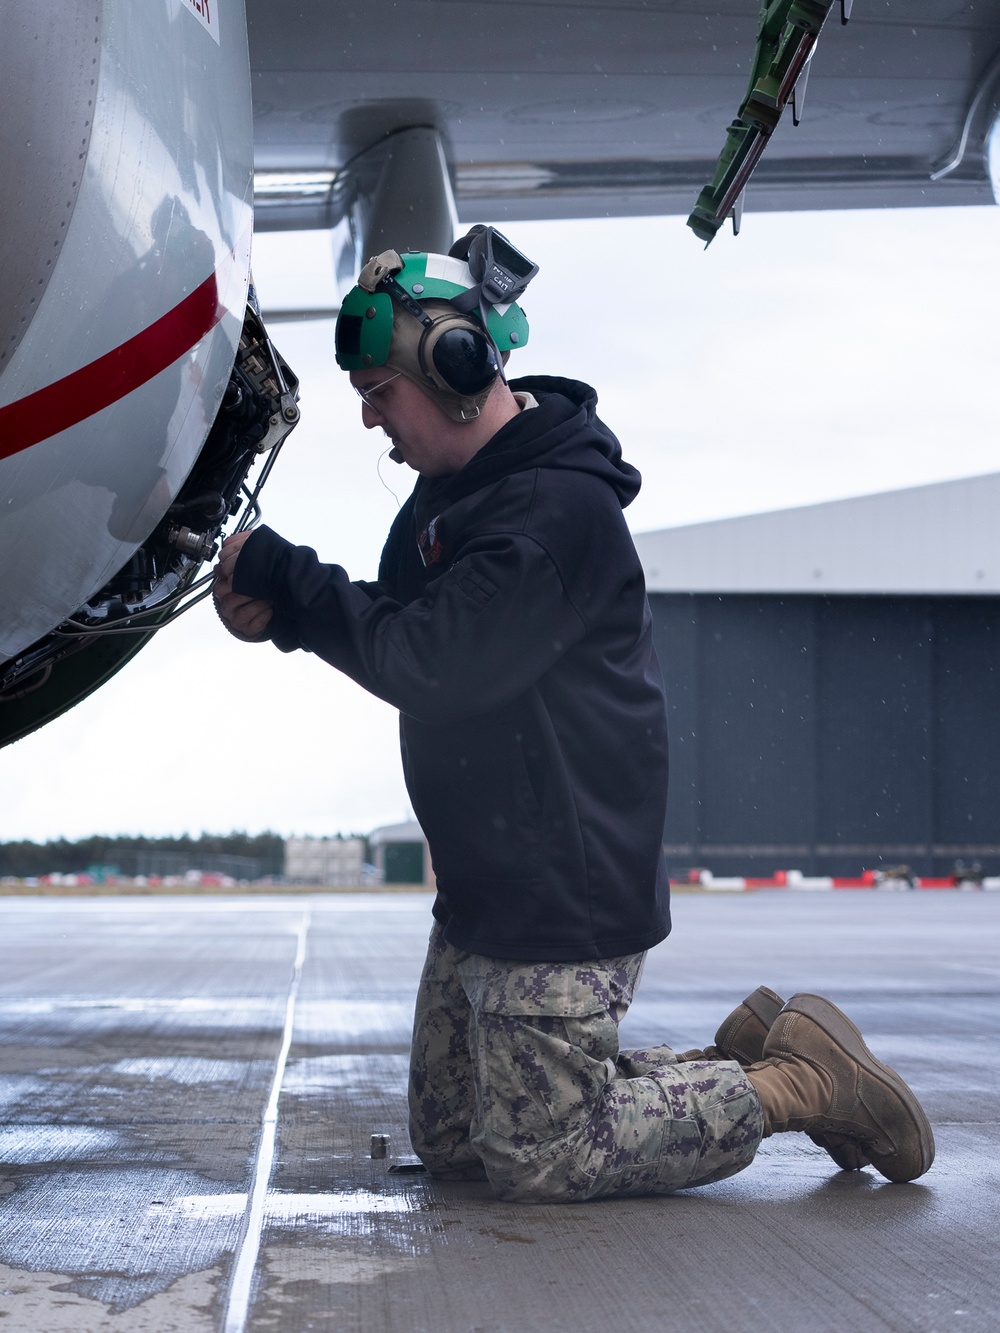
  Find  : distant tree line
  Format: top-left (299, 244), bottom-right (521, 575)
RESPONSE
top-left (0, 832), bottom-right (285, 880)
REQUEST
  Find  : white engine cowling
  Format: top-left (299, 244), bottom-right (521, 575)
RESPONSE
top-left (0, 0), bottom-right (253, 660)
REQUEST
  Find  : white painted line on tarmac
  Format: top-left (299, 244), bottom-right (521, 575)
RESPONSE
top-left (222, 907), bottom-right (311, 1333)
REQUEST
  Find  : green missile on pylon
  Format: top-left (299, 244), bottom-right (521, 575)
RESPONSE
top-left (687, 0), bottom-right (851, 246)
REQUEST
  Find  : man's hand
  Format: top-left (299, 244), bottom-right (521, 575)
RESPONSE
top-left (213, 531), bottom-right (274, 642)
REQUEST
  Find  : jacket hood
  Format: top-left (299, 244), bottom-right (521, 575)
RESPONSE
top-left (418, 375), bottom-right (641, 512)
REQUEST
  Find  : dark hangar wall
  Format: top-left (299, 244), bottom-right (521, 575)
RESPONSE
top-left (649, 594), bottom-right (1000, 878)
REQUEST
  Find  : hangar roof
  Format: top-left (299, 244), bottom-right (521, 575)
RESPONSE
top-left (634, 472), bottom-right (1000, 595)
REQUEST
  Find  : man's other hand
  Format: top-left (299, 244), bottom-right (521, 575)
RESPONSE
top-left (213, 531), bottom-right (273, 642)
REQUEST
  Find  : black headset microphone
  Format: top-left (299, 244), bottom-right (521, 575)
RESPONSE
top-left (373, 279), bottom-right (500, 461)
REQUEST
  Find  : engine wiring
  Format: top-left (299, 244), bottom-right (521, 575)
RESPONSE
top-left (0, 297), bottom-right (299, 695)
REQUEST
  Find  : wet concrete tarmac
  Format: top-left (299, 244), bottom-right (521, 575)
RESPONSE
top-left (0, 890), bottom-right (997, 1331)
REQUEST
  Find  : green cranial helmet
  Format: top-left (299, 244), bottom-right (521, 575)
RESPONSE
top-left (335, 227), bottom-right (535, 422)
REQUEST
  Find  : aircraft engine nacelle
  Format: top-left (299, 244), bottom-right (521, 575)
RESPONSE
top-left (0, 0), bottom-right (295, 745)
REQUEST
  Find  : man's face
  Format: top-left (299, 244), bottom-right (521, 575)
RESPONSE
top-left (350, 368), bottom-right (462, 477)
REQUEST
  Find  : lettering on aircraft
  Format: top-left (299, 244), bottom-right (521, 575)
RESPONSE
top-left (181, 0), bottom-right (219, 45)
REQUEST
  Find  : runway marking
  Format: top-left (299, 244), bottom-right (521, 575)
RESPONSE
top-left (221, 907), bottom-right (311, 1333)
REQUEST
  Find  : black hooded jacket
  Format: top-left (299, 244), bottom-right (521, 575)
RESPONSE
top-left (233, 375), bottom-right (670, 960)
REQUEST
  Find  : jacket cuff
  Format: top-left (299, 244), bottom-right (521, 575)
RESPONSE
top-left (232, 525), bottom-right (291, 600)
top-left (232, 526), bottom-right (301, 653)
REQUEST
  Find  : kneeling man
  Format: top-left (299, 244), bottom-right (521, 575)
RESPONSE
top-left (214, 227), bottom-right (933, 1200)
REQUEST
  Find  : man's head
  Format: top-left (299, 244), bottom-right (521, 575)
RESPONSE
top-left (349, 355), bottom-right (522, 477)
top-left (335, 226), bottom-right (536, 424)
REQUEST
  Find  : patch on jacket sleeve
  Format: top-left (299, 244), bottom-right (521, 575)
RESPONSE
top-left (417, 515), bottom-right (446, 567)
top-left (458, 567), bottom-right (497, 608)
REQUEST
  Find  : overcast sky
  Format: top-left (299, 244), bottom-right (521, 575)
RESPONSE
top-left (2, 204), bottom-right (998, 843)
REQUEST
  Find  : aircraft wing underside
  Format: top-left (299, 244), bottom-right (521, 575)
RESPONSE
top-left (248, 0), bottom-right (1000, 238)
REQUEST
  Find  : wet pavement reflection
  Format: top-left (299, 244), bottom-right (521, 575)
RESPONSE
top-left (0, 891), bottom-right (997, 1331)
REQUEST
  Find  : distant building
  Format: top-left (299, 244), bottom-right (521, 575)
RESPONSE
top-left (284, 835), bottom-right (367, 886)
top-left (368, 820), bottom-right (433, 885)
top-left (633, 474), bottom-right (1000, 879)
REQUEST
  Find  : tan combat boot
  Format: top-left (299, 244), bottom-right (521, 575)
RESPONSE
top-left (745, 992), bottom-right (935, 1183)
top-left (713, 984), bottom-right (785, 1063)
top-left (675, 985), bottom-right (785, 1063)
top-left (679, 987), bottom-right (870, 1173)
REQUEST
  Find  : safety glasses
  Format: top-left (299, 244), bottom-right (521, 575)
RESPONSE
top-left (353, 371), bottom-right (401, 408)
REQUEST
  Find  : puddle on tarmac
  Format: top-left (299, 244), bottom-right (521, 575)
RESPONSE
top-left (104, 1056), bottom-right (250, 1085)
top-left (160, 1190), bottom-right (420, 1222)
top-left (0, 1125), bottom-right (121, 1163)
top-left (294, 1000), bottom-right (413, 1040)
top-left (282, 1052), bottom-right (408, 1095)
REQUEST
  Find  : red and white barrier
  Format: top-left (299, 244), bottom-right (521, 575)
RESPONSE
top-left (677, 868), bottom-right (1000, 892)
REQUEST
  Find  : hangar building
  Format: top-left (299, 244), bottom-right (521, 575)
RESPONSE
top-left (633, 474), bottom-right (1000, 880)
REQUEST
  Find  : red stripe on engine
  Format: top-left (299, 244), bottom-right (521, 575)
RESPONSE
top-left (0, 271), bottom-right (225, 462)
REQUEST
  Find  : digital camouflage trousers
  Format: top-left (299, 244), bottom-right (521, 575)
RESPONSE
top-left (408, 923), bottom-right (764, 1203)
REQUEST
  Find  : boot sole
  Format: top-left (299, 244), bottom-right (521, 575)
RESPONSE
top-left (782, 993), bottom-right (935, 1183)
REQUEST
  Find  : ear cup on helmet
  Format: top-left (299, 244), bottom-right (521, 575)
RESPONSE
top-left (414, 309), bottom-right (501, 398)
top-left (430, 325), bottom-right (500, 396)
